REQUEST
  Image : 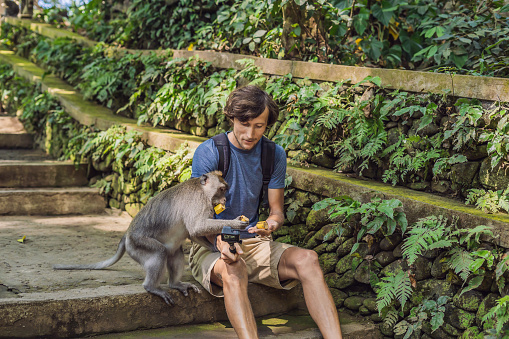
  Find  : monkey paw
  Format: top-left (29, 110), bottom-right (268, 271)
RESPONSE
top-left (144, 286), bottom-right (175, 305)
top-left (170, 282), bottom-right (201, 296)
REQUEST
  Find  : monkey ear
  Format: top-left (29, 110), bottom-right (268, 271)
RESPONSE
top-left (200, 174), bottom-right (209, 185)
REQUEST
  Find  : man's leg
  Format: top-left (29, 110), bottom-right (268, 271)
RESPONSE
top-left (211, 258), bottom-right (258, 339)
top-left (278, 247), bottom-right (343, 339)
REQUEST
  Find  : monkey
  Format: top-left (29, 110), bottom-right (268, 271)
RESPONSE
top-left (54, 171), bottom-right (247, 305)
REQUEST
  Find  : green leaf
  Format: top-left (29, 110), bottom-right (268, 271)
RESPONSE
top-left (427, 45), bottom-right (438, 59)
top-left (372, 2), bottom-right (394, 26)
top-left (417, 114), bottom-right (433, 131)
top-left (253, 30), bottom-right (267, 38)
top-left (424, 27), bottom-right (437, 39)
top-left (293, 26), bottom-right (302, 37)
top-left (353, 7), bottom-right (370, 35)
top-left (435, 27), bottom-right (445, 38)
top-left (451, 54), bottom-right (468, 69)
top-left (430, 311), bottom-right (445, 332)
top-left (460, 275), bottom-right (484, 296)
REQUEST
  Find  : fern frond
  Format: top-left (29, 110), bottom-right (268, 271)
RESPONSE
top-left (448, 247), bottom-right (474, 282)
top-left (395, 271), bottom-right (413, 311)
top-left (383, 309), bottom-right (400, 328)
top-left (402, 215), bottom-right (451, 265)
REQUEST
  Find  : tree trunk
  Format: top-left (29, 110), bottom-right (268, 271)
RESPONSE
top-left (281, 1), bottom-right (303, 59)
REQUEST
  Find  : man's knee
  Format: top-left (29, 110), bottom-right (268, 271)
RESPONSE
top-left (214, 259), bottom-right (249, 288)
top-left (291, 248), bottom-right (321, 276)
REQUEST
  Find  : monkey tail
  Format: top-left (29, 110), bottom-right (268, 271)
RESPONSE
top-left (53, 235), bottom-right (126, 270)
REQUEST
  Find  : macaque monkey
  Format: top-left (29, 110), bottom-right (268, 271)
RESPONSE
top-left (54, 171), bottom-right (247, 305)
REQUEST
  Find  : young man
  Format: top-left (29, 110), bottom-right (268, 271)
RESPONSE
top-left (190, 86), bottom-right (342, 339)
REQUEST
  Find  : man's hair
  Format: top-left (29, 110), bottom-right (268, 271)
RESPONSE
top-left (224, 85), bottom-right (279, 126)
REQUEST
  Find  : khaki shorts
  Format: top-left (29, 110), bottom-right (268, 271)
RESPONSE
top-left (189, 235), bottom-right (299, 297)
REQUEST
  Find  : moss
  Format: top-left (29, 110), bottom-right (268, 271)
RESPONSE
top-left (459, 326), bottom-right (483, 339)
top-left (319, 253), bottom-right (338, 274)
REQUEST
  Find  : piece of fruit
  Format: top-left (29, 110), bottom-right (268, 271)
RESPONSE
top-left (256, 221), bottom-right (268, 230)
top-left (214, 204), bottom-right (225, 214)
top-left (239, 215), bottom-right (249, 222)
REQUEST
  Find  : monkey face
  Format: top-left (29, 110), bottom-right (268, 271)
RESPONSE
top-left (201, 171), bottom-right (229, 207)
top-left (211, 182), bottom-right (228, 207)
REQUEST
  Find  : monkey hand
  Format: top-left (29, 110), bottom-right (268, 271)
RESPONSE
top-left (230, 216), bottom-right (249, 229)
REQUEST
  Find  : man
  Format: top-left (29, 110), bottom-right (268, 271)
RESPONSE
top-left (190, 85), bottom-right (342, 339)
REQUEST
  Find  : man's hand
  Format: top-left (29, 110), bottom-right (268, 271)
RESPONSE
top-left (217, 235), bottom-right (243, 264)
top-left (247, 219), bottom-right (279, 237)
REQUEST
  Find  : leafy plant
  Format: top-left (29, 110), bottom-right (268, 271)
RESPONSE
top-left (376, 270), bottom-right (413, 321)
top-left (466, 187), bottom-right (509, 214)
top-left (480, 108), bottom-right (509, 169)
top-left (312, 195), bottom-right (407, 253)
top-left (402, 215), bottom-right (496, 295)
top-left (483, 295), bottom-right (509, 337)
top-left (394, 296), bottom-right (449, 338)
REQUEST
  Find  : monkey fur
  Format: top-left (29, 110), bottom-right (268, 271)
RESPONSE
top-left (54, 171), bottom-right (247, 305)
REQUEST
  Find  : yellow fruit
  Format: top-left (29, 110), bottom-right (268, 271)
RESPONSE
top-left (256, 221), bottom-right (268, 230)
top-left (214, 204), bottom-right (225, 214)
top-left (240, 215), bottom-right (249, 222)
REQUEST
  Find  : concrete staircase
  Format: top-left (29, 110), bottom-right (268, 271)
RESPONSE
top-left (0, 116), bottom-right (105, 215)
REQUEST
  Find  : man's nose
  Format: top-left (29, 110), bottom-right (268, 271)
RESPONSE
top-left (246, 127), bottom-right (255, 139)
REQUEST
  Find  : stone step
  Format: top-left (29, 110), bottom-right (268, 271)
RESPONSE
top-left (86, 312), bottom-right (379, 339)
top-left (0, 213), bottom-right (381, 339)
top-left (0, 161), bottom-right (88, 188)
top-left (0, 116), bottom-right (34, 149)
top-left (0, 187), bottom-right (106, 215)
top-left (0, 132), bottom-right (33, 148)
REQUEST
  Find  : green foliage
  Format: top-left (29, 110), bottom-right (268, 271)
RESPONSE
top-left (443, 98), bottom-right (483, 152)
top-left (47, 0), bottom-right (508, 76)
top-left (466, 187), bottom-right (509, 214)
top-left (68, 0), bottom-right (124, 44)
top-left (483, 295), bottom-right (509, 337)
top-left (394, 296), bottom-right (449, 338)
top-left (31, 36), bottom-right (92, 84)
top-left (402, 215), bottom-right (453, 265)
top-left (480, 108), bottom-right (509, 169)
top-left (402, 215), bottom-right (496, 295)
top-left (312, 195), bottom-right (407, 252)
top-left (376, 270), bottom-right (413, 316)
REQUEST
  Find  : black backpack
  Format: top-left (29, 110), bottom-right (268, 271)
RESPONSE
top-left (212, 133), bottom-right (275, 208)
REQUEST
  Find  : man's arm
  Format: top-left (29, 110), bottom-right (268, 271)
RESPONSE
top-left (248, 187), bottom-right (285, 236)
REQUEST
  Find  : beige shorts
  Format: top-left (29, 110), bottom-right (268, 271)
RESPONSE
top-left (189, 235), bottom-right (299, 297)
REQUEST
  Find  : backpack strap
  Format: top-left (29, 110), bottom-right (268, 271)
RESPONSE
top-left (259, 136), bottom-right (276, 208)
top-left (212, 133), bottom-right (230, 178)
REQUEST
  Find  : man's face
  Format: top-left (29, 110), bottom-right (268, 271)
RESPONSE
top-left (230, 106), bottom-right (269, 150)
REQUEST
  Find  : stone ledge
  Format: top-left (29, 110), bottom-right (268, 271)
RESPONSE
top-left (1, 42), bottom-right (509, 246)
top-left (4, 17), bottom-right (509, 102)
top-left (0, 284), bottom-right (303, 338)
top-left (289, 165), bottom-right (509, 247)
top-left (0, 187), bottom-right (106, 215)
top-left (0, 47), bottom-right (205, 151)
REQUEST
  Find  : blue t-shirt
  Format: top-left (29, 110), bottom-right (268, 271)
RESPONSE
top-left (192, 132), bottom-right (287, 238)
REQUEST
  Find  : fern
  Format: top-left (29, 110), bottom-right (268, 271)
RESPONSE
top-left (483, 295), bottom-right (509, 335)
top-left (448, 247), bottom-right (474, 281)
top-left (402, 216), bottom-right (452, 265)
top-left (376, 270), bottom-right (413, 314)
top-left (466, 187), bottom-right (509, 214)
